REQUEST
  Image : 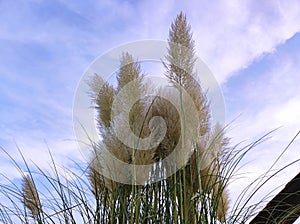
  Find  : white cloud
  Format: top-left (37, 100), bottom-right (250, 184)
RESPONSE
top-left (275, 96), bottom-right (300, 126)
top-left (183, 0), bottom-right (300, 83)
top-left (227, 48), bottom-right (300, 138)
top-left (0, 137), bottom-right (83, 184)
top-left (224, 31), bottom-right (300, 212)
top-left (2, 0), bottom-right (299, 83)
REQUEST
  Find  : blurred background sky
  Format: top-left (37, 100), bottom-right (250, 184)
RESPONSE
top-left (0, 0), bottom-right (300, 216)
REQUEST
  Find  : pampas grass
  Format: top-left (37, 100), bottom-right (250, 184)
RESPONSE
top-left (21, 175), bottom-right (42, 224)
top-left (0, 12), bottom-right (299, 224)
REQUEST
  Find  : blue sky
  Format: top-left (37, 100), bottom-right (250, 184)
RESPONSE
top-left (1, 0), bottom-right (300, 215)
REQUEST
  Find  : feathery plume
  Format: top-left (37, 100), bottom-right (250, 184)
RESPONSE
top-left (89, 74), bottom-right (114, 129)
top-left (21, 175), bottom-right (42, 222)
top-left (117, 52), bottom-right (143, 92)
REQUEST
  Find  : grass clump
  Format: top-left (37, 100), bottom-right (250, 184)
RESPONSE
top-left (0, 11), bottom-right (299, 224)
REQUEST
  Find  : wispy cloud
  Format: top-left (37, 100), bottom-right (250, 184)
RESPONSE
top-left (225, 33), bottom-right (300, 209)
top-left (226, 33), bottom-right (300, 139)
top-left (183, 0), bottom-right (300, 83)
